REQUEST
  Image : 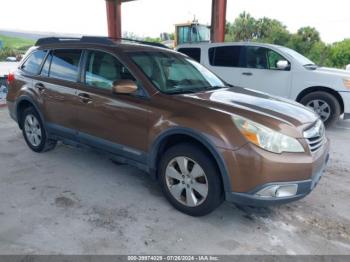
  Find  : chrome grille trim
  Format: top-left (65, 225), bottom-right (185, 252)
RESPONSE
top-left (303, 120), bottom-right (326, 153)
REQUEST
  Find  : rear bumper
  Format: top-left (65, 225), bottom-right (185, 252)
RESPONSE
top-left (7, 101), bottom-right (17, 122)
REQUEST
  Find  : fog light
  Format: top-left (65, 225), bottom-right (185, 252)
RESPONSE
top-left (256, 184), bottom-right (298, 198)
top-left (275, 185), bottom-right (298, 197)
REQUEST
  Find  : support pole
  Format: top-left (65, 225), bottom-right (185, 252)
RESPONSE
top-left (211, 0), bottom-right (227, 42)
top-left (105, 0), bottom-right (122, 38)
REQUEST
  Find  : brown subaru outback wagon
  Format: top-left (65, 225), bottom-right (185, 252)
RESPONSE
top-left (7, 37), bottom-right (329, 216)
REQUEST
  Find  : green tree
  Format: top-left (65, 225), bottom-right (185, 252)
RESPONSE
top-left (255, 17), bottom-right (290, 45)
top-left (288, 27), bottom-right (321, 55)
top-left (226, 11), bottom-right (257, 41)
top-left (328, 39), bottom-right (350, 68)
top-left (308, 41), bottom-right (331, 66)
top-left (143, 37), bottom-right (162, 43)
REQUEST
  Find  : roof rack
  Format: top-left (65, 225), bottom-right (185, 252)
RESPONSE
top-left (35, 36), bottom-right (169, 49)
top-left (118, 38), bottom-right (169, 49)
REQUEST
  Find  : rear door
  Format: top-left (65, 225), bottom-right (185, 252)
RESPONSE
top-left (238, 46), bottom-right (292, 98)
top-left (203, 45), bottom-right (245, 86)
top-left (35, 49), bottom-right (82, 139)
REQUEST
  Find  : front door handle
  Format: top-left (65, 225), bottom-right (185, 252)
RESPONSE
top-left (78, 93), bottom-right (92, 104)
top-left (242, 72), bottom-right (253, 76)
top-left (34, 82), bottom-right (46, 92)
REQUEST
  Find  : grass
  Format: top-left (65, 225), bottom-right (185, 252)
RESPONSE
top-left (0, 34), bottom-right (35, 61)
top-left (0, 34), bottom-right (34, 49)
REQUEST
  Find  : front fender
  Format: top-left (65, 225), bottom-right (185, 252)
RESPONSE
top-left (148, 127), bottom-right (233, 193)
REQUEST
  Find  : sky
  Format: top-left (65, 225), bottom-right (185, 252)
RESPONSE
top-left (0, 0), bottom-right (349, 43)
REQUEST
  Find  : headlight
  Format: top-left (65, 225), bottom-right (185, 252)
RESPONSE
top-left (232, 116), bottom-right (304, 154)
top-left (343, 79), bottom-right (350, 90)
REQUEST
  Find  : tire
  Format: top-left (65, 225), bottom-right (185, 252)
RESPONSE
top-left (300, 91), bottom-right (341, 127)
top-left (21, 107), bottom-right (57, 153)
top-left (158, 143), bottom-right (223, 216)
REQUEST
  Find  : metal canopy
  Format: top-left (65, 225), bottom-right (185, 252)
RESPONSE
top-left (105, 0), bottom-right (227, 42)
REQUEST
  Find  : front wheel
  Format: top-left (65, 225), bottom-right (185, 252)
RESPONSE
top-left (300, 91), bottom-right (341, 127)
top-left (159, 143), bottom-right (223, 216)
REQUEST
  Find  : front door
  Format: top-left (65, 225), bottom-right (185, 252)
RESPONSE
top-left (75, 50), bottom-right (150, 161)
top-left (238, 46), bottom-right (292, 98)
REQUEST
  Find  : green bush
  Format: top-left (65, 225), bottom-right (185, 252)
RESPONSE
top-left (0, 47), bottom-right (19, 61)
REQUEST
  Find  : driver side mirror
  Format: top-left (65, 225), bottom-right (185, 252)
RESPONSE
top-left (112, 80), bottom-right (138, 94)
top-left (276, 60), bottom-right (290, 70)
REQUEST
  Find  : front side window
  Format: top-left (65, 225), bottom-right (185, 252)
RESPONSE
top-left (85, 51), bottom-right (135, 90)
top-left (267, 49), bottom-right (289, 70)
top-left (49, 49), bottom-right (82, 82)
top-left (130, 51), bottom-right (225, 94)
top-left (208, 46), bottom-right (241, 67)
top-left (243, 46), bottom-right (289, 70)
top-left (21, 50), bottom-right (47, 75)
top-left (244, 46), bottom-right (268, 69)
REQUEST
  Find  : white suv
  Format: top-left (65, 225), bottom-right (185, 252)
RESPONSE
top-left (177, 42), bottom-right (350, 126)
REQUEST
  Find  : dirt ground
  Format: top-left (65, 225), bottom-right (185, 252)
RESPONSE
top-left (0, 107), bottom-right (349, 255)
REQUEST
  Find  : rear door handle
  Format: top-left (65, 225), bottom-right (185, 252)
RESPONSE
top-left (78, 93), bottom-right (92, 104)
top-left (242, 72), bottom-right (253, 76)
top-left (34, 82), bottom-right (46, 92)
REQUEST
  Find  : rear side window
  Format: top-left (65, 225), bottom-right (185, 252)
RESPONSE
top-left (208, 46), bottom-right (241, 67)
top-left (49, 49), bottom-right (82, 82)
top-left (21, 50), bottom-right (47, 75)
top-left (178, 48), bottom-right (201, 62)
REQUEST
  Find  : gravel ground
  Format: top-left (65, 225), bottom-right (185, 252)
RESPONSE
top-left (0, 107), bottom-right (349, 255)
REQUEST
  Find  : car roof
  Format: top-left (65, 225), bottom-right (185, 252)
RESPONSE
top-left (34, 37), bottom-right (175, 54)
top-left (177, 41), bottom-right (285, 50)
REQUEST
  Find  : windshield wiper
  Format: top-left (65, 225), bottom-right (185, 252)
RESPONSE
top-left (166, 85), bottom-right (226, 95)
top-left (166, 88), bottom-right (200, 94)
top-left (204, 85), bottom-right (227, 90)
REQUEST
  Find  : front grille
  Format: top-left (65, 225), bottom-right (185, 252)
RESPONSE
top-left (303, 120), bottom-right (326, 153)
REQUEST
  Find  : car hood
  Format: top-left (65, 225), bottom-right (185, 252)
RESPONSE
top-left (177, 87), bottom-right (318, 128)
top-left (316, 67), bottom-right (350, 78)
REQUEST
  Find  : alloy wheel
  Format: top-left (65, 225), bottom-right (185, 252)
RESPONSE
top-left (165, 156), bottom-right (209, 207)
top-left (306, 99), bottom-right (331, 122)
top-left (24, 114), bottom-right (42, 147)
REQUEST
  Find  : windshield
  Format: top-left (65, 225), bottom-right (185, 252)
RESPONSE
top-left (194, 25), bottom-right (210, 42)
top-left (130, 51), bottom-right (226, 94)
top-left (279, 46), bottom-right (315, 66)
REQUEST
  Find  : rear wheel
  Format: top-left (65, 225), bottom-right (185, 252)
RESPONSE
top-left (300, 91), bottom-right (341, 127)
top-left (159, 143), bottom-right (223, 216)
top-left (21, 107), bottom-right (57, 152)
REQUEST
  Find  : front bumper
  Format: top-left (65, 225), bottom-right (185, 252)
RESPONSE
top-left (222, 137), bottom-right (330, 207)
top-left (339, 91), bottom-right (350, 119)
top-left (225, 153), bottom-right (329, 206)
